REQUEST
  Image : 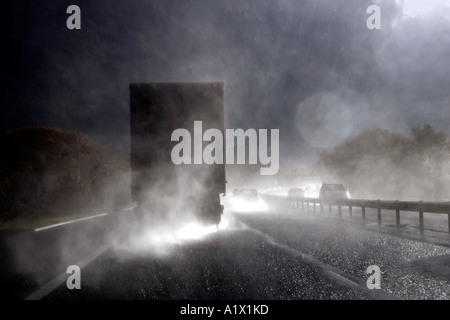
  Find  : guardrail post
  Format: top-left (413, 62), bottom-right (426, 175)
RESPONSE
top-left (419, 211), bottom-right (424, 234)
top-left (268, 196), bottom-right (450, 235)
top-left (448, 213), bottom-right (450, 235)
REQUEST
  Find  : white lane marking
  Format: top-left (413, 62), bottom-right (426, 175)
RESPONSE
top-left (238, 221), bottom-right (400, 300)
top-left (34, 213), bottom-right (108, 232)
top-left (25, 242), bottom-right (111, 300)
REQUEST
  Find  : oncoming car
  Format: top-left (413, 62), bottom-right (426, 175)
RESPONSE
top-left (319, 183), bottom-right (349, 201)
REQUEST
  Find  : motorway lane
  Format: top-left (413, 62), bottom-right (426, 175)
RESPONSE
top-left (2, 206), bottom-right (449, 300)
top-left (236, 209), bottom-right (450, 300)
top-left (0, 210), bottom-right (129, 299)
top-left (43, 208), bottom-right (449, 300)
top-left (44, 223), bottom-right (370, 300)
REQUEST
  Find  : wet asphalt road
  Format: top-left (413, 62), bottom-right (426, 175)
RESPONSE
top-left (236, 209), bottom-right (450, 300)
top-left (44, 223), bottom-right (370, 300)
top-left (0, 211), bottom-right (125, 300)
top-left (1, 205), bottom-right (449, 301)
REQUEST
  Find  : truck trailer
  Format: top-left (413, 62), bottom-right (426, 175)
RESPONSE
top-left (129, 82), bottom-right (225, 226)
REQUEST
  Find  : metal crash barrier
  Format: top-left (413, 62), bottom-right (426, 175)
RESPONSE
top-left (261, 195), bottom-right (450, 235)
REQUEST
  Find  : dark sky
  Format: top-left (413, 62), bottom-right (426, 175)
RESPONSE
top-left (1, 0), bottom-right (449, 166)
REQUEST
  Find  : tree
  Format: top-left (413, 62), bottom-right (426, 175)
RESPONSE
top-left (411, 124), bottom-right (448, 148)
top-left (315, 125), bottom-right (450, 201)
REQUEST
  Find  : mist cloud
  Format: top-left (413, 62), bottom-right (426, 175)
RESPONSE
top-left (1, 0), bottom-right (449, 166)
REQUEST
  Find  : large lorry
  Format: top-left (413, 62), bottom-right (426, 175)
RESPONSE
top-left (129, 82), bottom-right (225, 226)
